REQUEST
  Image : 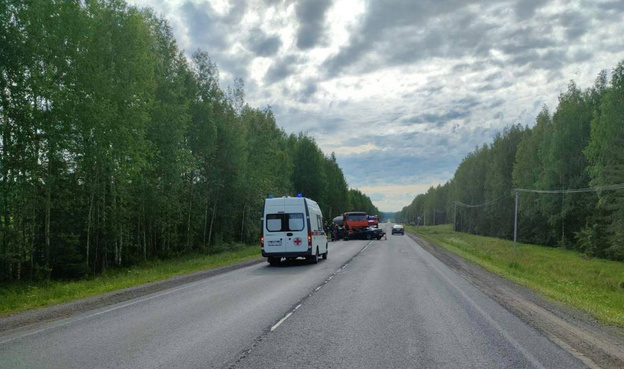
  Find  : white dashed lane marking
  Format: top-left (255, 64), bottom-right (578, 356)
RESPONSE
top-left (268, 240), bottom-right (373, 333)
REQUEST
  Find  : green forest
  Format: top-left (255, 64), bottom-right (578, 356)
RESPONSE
top-left (397, 62), bottom-right (624, 262)
top-left (0, 0), bottom-right (378, 282)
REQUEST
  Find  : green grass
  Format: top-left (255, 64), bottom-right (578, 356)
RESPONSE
top-left (407, 225), bottom-right (624, 327)
top-left (0, 245), bottom-right (260, 317)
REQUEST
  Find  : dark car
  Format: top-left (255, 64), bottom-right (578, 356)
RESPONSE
top-left (348, 226), bottom-right (385, 240)
top-left (391, 224), bottom-right (404, 235)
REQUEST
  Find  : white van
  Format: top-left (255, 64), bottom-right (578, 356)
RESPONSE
top-left (261, 195), bottom-right (328, 265)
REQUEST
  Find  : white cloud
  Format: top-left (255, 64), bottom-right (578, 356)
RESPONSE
top-left (128, 0), bottom-right (624, 211)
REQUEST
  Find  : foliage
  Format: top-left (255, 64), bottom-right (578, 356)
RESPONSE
top-left (347, 189), bottom-right (380, 217)
top-left (408, 225), bottom-right (624, 327)
top-left (0, 0), bottom-right (376, 282)
top-left (397, 62), bottom-right (624, 261)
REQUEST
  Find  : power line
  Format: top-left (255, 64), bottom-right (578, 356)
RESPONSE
top-left (454, 196), bottom-right (509, 208)
top-left (515, 183), bottom-right (624, 194)
top-left (513, 183), bottom-right (624, 249)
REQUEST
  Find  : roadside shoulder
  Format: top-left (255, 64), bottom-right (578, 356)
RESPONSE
top-left (406, 231), bottom-right (624, 369)
top-left (0, 257), bottom-right (264, 334)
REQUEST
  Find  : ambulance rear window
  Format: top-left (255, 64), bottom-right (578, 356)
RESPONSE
top-left (266, 213), bottom-right (305, 232)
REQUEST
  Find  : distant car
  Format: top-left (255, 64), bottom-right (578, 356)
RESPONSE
top-left (391, 224), bottom-right (404, 235)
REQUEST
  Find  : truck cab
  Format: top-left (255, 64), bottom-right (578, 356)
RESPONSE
top-left (261, 196), bottom-right (328, 265)
top-left (343, 211), bottom-right (369, 240)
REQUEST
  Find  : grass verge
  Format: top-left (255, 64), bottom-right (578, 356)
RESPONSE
top-left (407, 225), bottom-right (624, 327)
top-left (0, 245), bottom-right (260, 317)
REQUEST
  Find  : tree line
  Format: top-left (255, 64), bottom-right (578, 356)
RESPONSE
top-left (0, 0), bottom-right (377, 281)
top-left (397, 61), bottom-right (624, 261)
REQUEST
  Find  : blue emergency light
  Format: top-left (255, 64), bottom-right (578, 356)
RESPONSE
top-left (297, 193), bottom-right (302, 198)
top-left (268, 194), bottom-right (273, 199)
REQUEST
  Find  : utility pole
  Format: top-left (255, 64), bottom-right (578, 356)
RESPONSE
top-left (453, 202), bottom-right (457, 232)
top-left (513, 191), bottom-right (518, 253)
top-left (432, 209), bottom-right (436, 226)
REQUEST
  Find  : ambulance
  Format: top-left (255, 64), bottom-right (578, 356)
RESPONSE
top-left (261, 195), bottom-right (328, 266)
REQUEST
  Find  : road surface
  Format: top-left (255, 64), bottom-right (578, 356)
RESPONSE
top-left (0, 224), bottom-right (585, 368)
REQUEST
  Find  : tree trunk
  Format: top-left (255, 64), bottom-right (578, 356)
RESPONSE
top-left (186, 176), bottom-right (193, 251)
top-left (86, 190), bottom-right (94, 268)
top-left (203, 200), bottom-right (209, 248)
top-left (118, 229), bottom-right (123, 266)
top-left (0, 115), bottom-right (10, 277)
top-left (45, 184), bottom-right (51, 268)
top-left (240, 204), bottom-right (245, 244)
top-left (208, 201), bottom-right (217, 246)
top-left (207, 187), bottom-right (220, 246)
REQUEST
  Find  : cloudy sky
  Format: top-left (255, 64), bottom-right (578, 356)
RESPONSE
top-left (128, 0), bottom-right (624, 211)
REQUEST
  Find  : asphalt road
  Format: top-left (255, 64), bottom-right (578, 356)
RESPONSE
top-left (0, 224), bottom-right (585, 369)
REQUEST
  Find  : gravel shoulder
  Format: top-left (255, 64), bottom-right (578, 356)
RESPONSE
top-left (406, 231), bottom-right (624, 369)
top-left (0, 257), bottom-right (264, 334)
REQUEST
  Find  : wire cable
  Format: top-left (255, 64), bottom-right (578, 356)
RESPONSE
top-left (454, 196), bottom-right (509, 208)
top-left (514, 183), bottom-right (624, 194)
top-left (452, 184), bottom-right (624, 209)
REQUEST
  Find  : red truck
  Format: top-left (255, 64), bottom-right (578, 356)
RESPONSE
top-left (367, 215), bottom-right (379, 228)
top-left (343, 212), bottom-right (370, 240)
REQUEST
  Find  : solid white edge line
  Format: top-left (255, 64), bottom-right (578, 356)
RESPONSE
top-left (426, 258), bottom-right (546, 369)
top-left (270, 312), bottom-right (293, 332)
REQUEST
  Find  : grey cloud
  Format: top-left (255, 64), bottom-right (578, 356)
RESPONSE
top-left (556, 11), bottom-right (589, 40)
top-left (453, 96), bottom-right (481, 109)
top-left (528, 49), bottom-right (567, 70)
top-left (489, 99), bottom-right (504, 109)
top-left (507, 47), bottom-right (568, 71)
top-left (265, 55), bottom-right (300, 84)
top-left (571, 49), bottom-right (592, 63)
top-left (484, 72), bottom-right (502, 82)
top-left (323, 0), bottom-right (602, 78)
top-left (262, 0), bottom-right (284, 6)
top-left (246, 28), bottom-right (282, 56)
top-left (598, 0), bottom-right (624, 12)
top-left (295, 0), bottom-right (333, 49)
top-left (180, 0), bottom-right (250, 80)
top-left (477, 84), bottom-right (496, 92)
top-left (297, 79), bottom-right (318, 102)
top-left (477, 81), bottom-right (512, 93)
top-left (270, 105), bottom-right (342, 134)
top-left (336, 131), bottom-right (475, 190)
top-left (151, 0), bottom-right (624, 211)
top-left (180, 2), bottom-right (227, 49)
top-left (453, 60), bottom-right (504, 74)
top-left (514, 0), bottom-right (547, 20)
top-left (323, 0), bottom-right (499, 76)
top-left (402, 109), bottom-right (471, 127)
top-left (499, 26), bottom-right (556, 56)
